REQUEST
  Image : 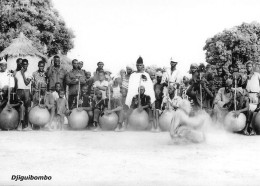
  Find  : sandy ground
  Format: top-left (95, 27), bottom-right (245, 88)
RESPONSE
top-left (0, 128), bottom-right (260, 186)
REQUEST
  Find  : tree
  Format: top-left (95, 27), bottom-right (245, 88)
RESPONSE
top-left (203, 22), bottom-right (260, 72)
top-left (0, 0), bottom-right (74, 57)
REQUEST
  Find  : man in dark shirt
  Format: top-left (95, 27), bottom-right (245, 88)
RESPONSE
top-left (65, 59), bottom-right (87, 109)
top-left (130, 86), bottom-right (151, 118)
top-left (46, 55), bottom-right (67, 91)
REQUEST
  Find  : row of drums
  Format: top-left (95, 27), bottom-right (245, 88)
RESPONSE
top-left (1, 105), bottom-right (260, 133)
top-left (0, 106), bottom-right (173, 131)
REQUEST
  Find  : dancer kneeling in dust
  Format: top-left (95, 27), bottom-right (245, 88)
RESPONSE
top-left (170, 100), bottom-right (208, 144)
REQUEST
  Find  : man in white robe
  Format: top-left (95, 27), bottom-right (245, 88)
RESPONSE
top-left (126, 57), bottom-right (155, 107)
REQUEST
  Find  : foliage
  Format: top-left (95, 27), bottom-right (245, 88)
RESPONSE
top-left (0, 0), bottom-right (75, 57)
top-left (203, 22), bottom-right (260, 71)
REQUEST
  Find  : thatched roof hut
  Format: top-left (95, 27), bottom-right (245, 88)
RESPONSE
top-left (0, 32), bottom-right (46, 74)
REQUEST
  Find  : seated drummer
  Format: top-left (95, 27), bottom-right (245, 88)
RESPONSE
top-left (130, 85), bottom-right (152, 119)
top-left (161, 84), bottom-right (183, 111)
top-left (0, 87), bottom-right (25, 131)
top-left (32, 83), bottom-right (55, 129)
top-left (103, 87), bottom-right (124, 132)
top-left (77, 85), bottom-right (94, 126)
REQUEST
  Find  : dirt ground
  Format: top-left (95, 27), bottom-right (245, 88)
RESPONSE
top-left (0, 129), bottom-right (260, 186)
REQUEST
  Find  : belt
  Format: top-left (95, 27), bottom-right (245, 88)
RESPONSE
top-left (249, 92), bottom-right (259, 94)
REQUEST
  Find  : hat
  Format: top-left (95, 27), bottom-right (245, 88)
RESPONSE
top-left (136, 56), bottom-right (143, 64)
top-left (126, 64), bottom-right (134, 70)
top-left (190, 63), bottom-right (199, 69)
top-left (225, 79), bottom-right (232, 86)
top-left (0, 58), bottom-right (7, 64)
top-left (245, 60), bottom-right (253, 66)
top-left (104, 69), bottom-right (112, 74)
top-left (156, 71), bottom-right (163, 77)
top-left (97, 61), bottom-right (104, 65)
top-left (170, 57), bottom-right (178, 63)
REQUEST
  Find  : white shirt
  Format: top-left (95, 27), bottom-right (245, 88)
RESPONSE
top-left (15, 71), bottom-right (32, 90)
top-left (246, 72), bottom-right (260, 93)
top-left (0, 71), bottom-right (15, 89)
top-left (93, 80), bottom-right (108, 99)
top-left (162, 68), bottom-right (182, 84)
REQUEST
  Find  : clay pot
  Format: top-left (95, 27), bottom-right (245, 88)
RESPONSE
top-left (224, 112), bottom-right (246, 132)
top-left (68, 108), bottom-right (89, 130)
top-left (29, 106), bottom-right (50, 126)
top-left (0, 107), bottom-right (19, 130)
top-left (128, 108), bottom-right (149, 130)
top-left (99, 112), bottom-right (118, 130)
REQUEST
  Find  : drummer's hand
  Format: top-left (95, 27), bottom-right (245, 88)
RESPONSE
top-left (7, 104), bottom-right (12, 111)
top-left (138, 105), bottom-right (143, 112)
top-left (77, 107), bottom-right (83, 112)
top-left (233, 111), bottom-right (240, 118)
top-left (105, 110), bottom-right (112, 115)
top-left (78, 99), bottom-right (83, 105)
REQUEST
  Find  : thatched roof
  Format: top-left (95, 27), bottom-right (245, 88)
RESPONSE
top-left (0, 32), bottom-right (46, 59)
top-left (47, 54), bottom-right (72, 72)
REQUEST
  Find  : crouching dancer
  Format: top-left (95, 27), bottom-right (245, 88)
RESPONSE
top-left (170, 100), bottom-right (209, 144)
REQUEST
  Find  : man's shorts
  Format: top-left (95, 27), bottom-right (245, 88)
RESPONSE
top-left (17, 89), bottom-right (31, 107)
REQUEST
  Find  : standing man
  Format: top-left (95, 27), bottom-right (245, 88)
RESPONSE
top-left (93, 61), bottom-right (104, 82)
top-left (244, 61), bottom-right (260, 135)
top-left (15, 59), bottom-right (33, 130)
top-left (0, 58), bottom-right (15, 90)
top-left (13, 58), bottom-right (23, 76)
top-left (126, 56), bottom-right (155, 107)
top-left (32, 61), bottom-right (47, 98)
top-left (122, 64), bottom-right (134, 90)
top-left (46, 55), bottom-right (67, 91)
top-left (162, 58), bottom-right (183, 90)
top-left (66, 59), bottom-right (87, 109)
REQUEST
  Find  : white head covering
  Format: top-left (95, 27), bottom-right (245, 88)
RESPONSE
top-left (126, 64), bottom-right (135, 71)
top-left (0, 58), bottom-right (7, 64)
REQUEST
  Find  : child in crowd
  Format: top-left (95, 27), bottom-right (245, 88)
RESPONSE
top-left (112, 77), bottom-right (122, 99)
top-left (152, 82), bottom-right (164, 132)
top-left (92, 90), bottom-right (105, 131)
top-left (54, 90), bottom-right (69, 130)
top-left (52, 82), bottom-right (62, 100)
top-left (78, 85), bottom-right (94, 125)
top-left (93, 71), bottom-right (108, 99)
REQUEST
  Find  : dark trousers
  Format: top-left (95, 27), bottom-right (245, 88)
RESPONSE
top-left (16, 89), bottom-right (31, 128)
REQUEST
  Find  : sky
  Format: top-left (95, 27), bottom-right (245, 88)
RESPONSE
top-left (52, 0), bottom-right (260, 76)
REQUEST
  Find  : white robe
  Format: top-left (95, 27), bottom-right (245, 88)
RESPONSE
top-left (126, 71), bottom-right (155, 106)
top-left (0, 71), bottom-right (15, 89)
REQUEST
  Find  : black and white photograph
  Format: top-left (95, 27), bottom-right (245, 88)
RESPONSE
top-left (0, 0), bottom-right (260, 185)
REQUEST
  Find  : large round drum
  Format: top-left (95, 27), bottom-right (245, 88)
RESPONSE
top-left (253, 111), bottom-right (260, 134)
top-left (224, 112), bottom-right (246, 132)
top-left (29, 106), bottom-right (50, 126)
top-left (99, 112), bottom-right (118, 130)
top-left (128, 109), bottom-right (149, 130)
top-left (159, 110), bottom-right (175, 131)
top-left (0, 107), bottom-right (19, 130)
top-left (68, 108), bottom-right (89, 130)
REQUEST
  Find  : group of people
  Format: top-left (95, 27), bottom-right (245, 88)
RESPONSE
top-left (0, 55), bottom-right (259, 135)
